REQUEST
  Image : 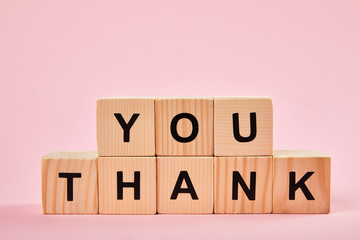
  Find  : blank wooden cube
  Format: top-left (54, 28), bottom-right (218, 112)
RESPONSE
top-left (157, 157), bottom-right (213, 214)
top-left (97, 98), bottom-right (155, 157)
top-left (214, 97), bottom-right (273, 156)
top-left (155, 98), bottom-right (213, 156)
top-left (273, 150), bottom-right (331, 214)
top-left (41, 151), bottom-right (98, 214)
top-left (214, 156), bottom-right (272, 213)
top-left (98, 157), bottom-right (156, 214)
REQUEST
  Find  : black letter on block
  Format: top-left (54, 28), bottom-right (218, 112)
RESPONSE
top-left (114, 113), bottom-right (140, 142)
top-left (232, 171), bottom-right (256, 200)
top-left (117, 171), bottom-right (140, 200)
top-left (232, 113), bottom-right (257, 142)
top-left (289, 172), bottom-right (315, 200)
top-left (170, 113), bottom-right (199, 143)
top-left (59, 172), bottom-right (82, 201)
top-left (170, 171), bottom-right (198, 200)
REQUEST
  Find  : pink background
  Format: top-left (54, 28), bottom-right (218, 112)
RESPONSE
top-left (1, 0), bottom-right (359, 239)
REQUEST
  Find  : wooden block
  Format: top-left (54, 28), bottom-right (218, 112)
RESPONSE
top-left (98, 157), bottom-right (156, 214)
top-left (157, 157), bottom-right (213, 214)
top-left (155, 98), bottom-right (213, 156)
top-left (214, 156), bottom-right (272, 213)
top-left (41, 151), bottom-right (98, 214)
top-left (214, 97), bottom-right (273, 156)
top-left (97, 98), bottom-right (155, 157)
top-left (273, 150), bottom-right (331, 214)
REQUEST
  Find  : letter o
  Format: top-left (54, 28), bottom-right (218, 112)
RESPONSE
top-left (170, 113), bottom-right (199, 143)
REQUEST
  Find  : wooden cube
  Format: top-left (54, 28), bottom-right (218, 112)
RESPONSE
top-left (214, 97), bottom-right (273, 156)
top-left (273, 150), bottom-right (331, 214)
top-left (98, 157), bottom-right (156, 214)
top-left (97, 98), bottom-right (155, 157)
top-left (157, 157), bottom-right (213, 214)
top-left (155, 98), bottom-right (213, 156)
top-left (41, 151), bottom-right (98, 214)
top-left (214, 156), bottom-right (272, 213)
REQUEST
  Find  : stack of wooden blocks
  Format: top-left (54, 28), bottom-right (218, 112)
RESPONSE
top-left (41, 97), bottom-right (331, 214)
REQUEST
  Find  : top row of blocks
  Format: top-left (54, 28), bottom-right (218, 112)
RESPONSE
top-left (97, 97), bottom-right (273, 157)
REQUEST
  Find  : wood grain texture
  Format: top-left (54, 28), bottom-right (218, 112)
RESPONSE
top-left (214, 156), bottom-right (272, 213)
top-left (155, 98), bottom-right (213, 156)
top-left (214, 97), bottom-right (273, 156)
top-left (97, 98), bottom-right (155, 157)
top-left (157, 157), bottom-right (213, 214)
top-left (98, 157), bottom-right (156, 214)
top-left (273, 150), bottom-right (331, 214)
top-left (41, 151), bottom-right (98, 214)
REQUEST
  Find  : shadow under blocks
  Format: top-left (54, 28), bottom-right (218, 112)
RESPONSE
top-left (41, 97), bottom-right (331, 214)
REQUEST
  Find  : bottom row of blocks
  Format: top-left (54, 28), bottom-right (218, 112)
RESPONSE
top-left (41, 150), bottom-right (331, 214)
